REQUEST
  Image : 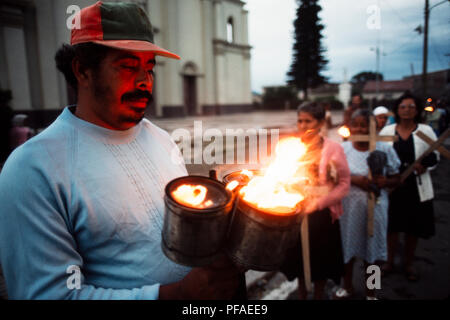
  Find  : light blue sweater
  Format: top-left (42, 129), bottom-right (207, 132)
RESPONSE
top-left (0, 107), bottom-right (191, 299)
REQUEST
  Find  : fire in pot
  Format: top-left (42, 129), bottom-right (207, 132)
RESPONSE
top-left (224, 137), bottom-right (309, 271)
top-left (162, 175), bottom-right (234, 267)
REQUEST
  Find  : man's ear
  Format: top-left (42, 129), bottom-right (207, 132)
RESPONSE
top-left (72, 58), bottom-right (91, 89)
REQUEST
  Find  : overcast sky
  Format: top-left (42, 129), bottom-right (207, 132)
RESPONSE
top-left (244, 0), bottom-right (450, 93)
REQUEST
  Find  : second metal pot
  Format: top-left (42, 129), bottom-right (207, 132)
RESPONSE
top-left (225, 189), bottom-right (303, 271)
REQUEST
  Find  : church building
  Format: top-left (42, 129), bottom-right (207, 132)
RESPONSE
top-left (0, 0), bottom-right (252, 119)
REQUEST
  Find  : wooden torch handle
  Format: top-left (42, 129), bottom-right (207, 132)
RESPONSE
top-left (300, 215), bottom-right (312, 293)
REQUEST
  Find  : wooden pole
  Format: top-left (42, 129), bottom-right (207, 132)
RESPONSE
top-left (422, 0), bottom-right (429, 98)
top-left (367, 116), bottom-right (377, 237)
top-left (400, 128), bottom-right (450, 183)
top-left (416, 131), bottom-right (450, 159)
top-left (345, 117), bottom-right (397, 237)
top-left (348, 135), bottom-right (398, 142)
top-left (300, 215), bottom-right (312, 292)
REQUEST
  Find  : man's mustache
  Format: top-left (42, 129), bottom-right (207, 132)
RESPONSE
top-left (121, 90), bottom-right (153, 104)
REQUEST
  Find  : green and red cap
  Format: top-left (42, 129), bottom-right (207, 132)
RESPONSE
top-left (71, 1), bottom-right (180, 59)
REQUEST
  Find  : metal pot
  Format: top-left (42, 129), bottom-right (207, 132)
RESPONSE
top-left (223, 171), bottom-right (303, 271)
top-left (162, 175), bottom-right (234, 267)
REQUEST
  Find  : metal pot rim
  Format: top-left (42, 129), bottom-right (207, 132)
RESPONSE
top-left (165, 175), bottom-right (234, 214)
top-left (235, 196), bottom-right (302, 227)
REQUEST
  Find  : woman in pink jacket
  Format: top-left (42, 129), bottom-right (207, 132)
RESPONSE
top-left (280, 102), bottom-right (351, 300)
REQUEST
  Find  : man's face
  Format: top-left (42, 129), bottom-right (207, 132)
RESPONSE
top-left (89, 49), bottom-right (156, 130)
top-left (351, 95), bottom-right (362, 107)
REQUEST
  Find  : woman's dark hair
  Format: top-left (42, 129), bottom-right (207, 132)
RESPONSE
top-left (55, 43), bottom-right (112, 94)
top-left (297, 101), bottom-right (325, 121)
top-left (393, 91), bottom-right (423, 123)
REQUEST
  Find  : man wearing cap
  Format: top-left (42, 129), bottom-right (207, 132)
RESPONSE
top-left (0, 2), bottom-right (240, 300)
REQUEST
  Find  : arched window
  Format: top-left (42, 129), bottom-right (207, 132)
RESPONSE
top-left (226, 17), bottom-right (234, 43)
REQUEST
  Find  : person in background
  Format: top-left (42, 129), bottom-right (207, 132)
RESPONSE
top-left (436, 98), bottom-right (449, 133)
top-left (336, 110), bottom-right (400, 300)
top-left (343, 93), bottom-right (364, 127)
top-left (373, 106), bottom-right (390, 132)
top-left (0, 93), bottom-right (13, 300)
top-left (379, 91), bottom-right (439, 282)
top-left (9, 114), bottom-right (34, 151)
top-left (0, 97), bottom-right (13, 170)
top-left (319, 102), bottom-right (333, 137)
top-left (280, 102), bottom-right (350, 300)
top-left (423, 98), bottom-right (446, 136)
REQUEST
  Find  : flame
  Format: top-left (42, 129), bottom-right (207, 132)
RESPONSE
top-left (239, 137), bottom-right (307, 214)
top-left (241, 169), bottom-right (254, 179)
top-left (226, 180), bottom-right (239, 192)
top-left (172, 184), bottom-right (214, 209)
top-left (424, 106), bottom-right (434, 112)
top-left (225, 169), bottom-right (255, 192)
top-left (338, 126), bottom-right (351, 138)
top-left (204, 200), bottom-right (213, 207)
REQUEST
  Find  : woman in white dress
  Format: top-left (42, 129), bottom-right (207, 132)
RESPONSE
top-left (336, 110), bottom-right (400, 300)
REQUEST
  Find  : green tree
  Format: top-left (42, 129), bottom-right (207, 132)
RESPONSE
top-left (351, 71), bottom-right (384, 94)
top-left (262, 86), bottom-right (299, 110)
top-left (287, 0), bottom-right (328, 100)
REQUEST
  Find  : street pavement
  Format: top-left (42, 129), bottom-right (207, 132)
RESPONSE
top-left (151, 109), bottom-right (450, 300)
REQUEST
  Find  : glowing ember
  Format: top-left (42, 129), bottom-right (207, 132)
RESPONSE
top-left (203, 200), bottom-right (213, 207)
top-left (338, 125), bottom-right (351, 138)
top-left (172, 184), bottom-right (214, 209)
top-left (241, 169), bottom-right (254, 179)
top-left (226, 180), bottom-right (239, 192)
top-left (424, 106), bottom-right (434, 112)
top-left (239, 137), bottom-right (307, 214)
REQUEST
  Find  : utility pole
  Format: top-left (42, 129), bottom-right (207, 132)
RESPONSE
top-left (373, 0), bottom-right (381, 113)
top-left (422, 0), bottom-right (429, 98)
top-left (375, 44), bottom-right (380, 107)
top-left (421, 0), bottom-right (449, 98)
top-left (370, 35), bottom-right (382, 113)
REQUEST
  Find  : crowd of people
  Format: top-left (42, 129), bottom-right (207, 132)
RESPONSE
top-left (282, 91), bottom-right (445, 300)
top-left (0, 1), bottom-right (447, 301)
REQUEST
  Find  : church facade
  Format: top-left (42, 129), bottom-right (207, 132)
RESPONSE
top-left (0, 0), bottom-right (252, 118)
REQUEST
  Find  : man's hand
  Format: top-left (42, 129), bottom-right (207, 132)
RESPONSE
top-left (413, 163), bottom-right (426, 175)
top-left (372, 174), bottom-right (400, 189)
top-left (301, 198), bottom-right (319, 215)
top-left (351, 175), bottom-right (370, 191)
top-left (159, 254), bottom-right (241, 300)
top-left (372, 175), bottom-right (387, 188)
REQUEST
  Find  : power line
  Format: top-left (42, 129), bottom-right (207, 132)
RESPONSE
top-left (380, 0), bottom-right (416, 31)
top-left (429, 35), bottom-right (449, 68)
top-left (386, 32), bottom-right (421, 55)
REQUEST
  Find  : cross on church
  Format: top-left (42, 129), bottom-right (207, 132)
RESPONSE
top-left (347, 116), bottom-right (398, 237)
